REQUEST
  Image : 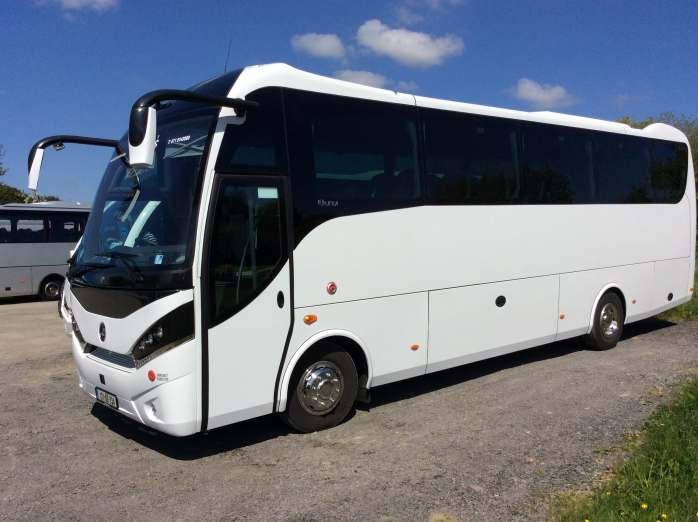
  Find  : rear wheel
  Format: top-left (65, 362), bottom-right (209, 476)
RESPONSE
top-left (282, 344), bottom-right (358, 433)
top-left (39, 276), bottom-right (63, 301)
top-left (585, 291), bottom-right (624, 350)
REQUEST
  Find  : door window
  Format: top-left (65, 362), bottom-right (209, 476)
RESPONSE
top-left (208, 179), bottom-right (285, 326)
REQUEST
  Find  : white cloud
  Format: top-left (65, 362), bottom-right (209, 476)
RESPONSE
top-left (291, 33), bottom-right (346, 60)
top-left (59, 0), bottom-right (117, 10)
top-left (394, 6), bottom-right (424, 26)
top-left (334, 70), bottom-right (389, 89)
top-left (356, 19), bottom-right (464, 68)
top-left (512, 78), bottom-right (578, 109)
top-left (397, 80), bottom-right (419, 92)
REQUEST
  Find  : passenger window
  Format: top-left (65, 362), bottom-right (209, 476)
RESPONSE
top-left (215, 88), bottom-right (286, 173)
top-left (651, 141), bottom-right (688, 203)
top-left (520, 124), bottom-right (593, 203)
top-left (594, 135), bottom-right (652, 203)
top-left (208, 180), bottom-right (285, 326)
top-left (0, 216), bottom-right (10, 243)
top-left (423, 109), bottom-right (518, 204)
top-left (15, 218), bottom-right (45, 243)
top-left (286, 90), bottom-right (420, 215)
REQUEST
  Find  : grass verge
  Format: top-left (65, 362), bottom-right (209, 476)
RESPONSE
top-left (658, 258), bottom-right (697, 323)
top-left (549, 377), bottom-right (698, 521)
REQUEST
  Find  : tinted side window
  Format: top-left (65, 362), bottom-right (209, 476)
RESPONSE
top-left (423, 109), bottom-right (518, 204)
top-left (15, 218), bottom-right (45, 243)
top-left (0, 215), bottom-right (10, 243)
top-left (208, 179), bottom-right (285, 326)
top-left (286, 89), bottom-right (420, 241)
top-left (215, 88), bottom-right (286, 173)
top-left (594, 134), bottom-right (652, 203)
top-left (48, 213), bottom-right (86, 243)
top-left (651, 141), bottom-right (688, 203)
top-left (520, 124), bottom-right (593, 203)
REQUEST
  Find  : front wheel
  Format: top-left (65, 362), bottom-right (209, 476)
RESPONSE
top-left (282, 345), bottom-right (358, 433)
top-left (585, 291), bottom-right (624, 350)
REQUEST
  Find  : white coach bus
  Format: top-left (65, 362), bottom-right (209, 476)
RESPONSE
top-left (0, 201), bottom-right (89, 300)
top-left (29, 64), bottom-right (694, 436)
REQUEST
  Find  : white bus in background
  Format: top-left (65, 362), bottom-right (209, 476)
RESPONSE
top-left (29, 64), bottom-right (694, 436)
top-left (0, 201), bottom-right (89, 300)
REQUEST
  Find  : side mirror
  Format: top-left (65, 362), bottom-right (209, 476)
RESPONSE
top-left (128, 106), bottom-right (157, 168)
top-left (28, 146), bottom-right (45, 191)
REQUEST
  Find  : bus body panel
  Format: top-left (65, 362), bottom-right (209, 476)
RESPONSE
top-left (427, 275), bottom-right (559, 373)
top-left (70, 289), bottom-right (194, 354)
top-left (73, 335), bottom-right (199, 437)
top-left (291, 199), bottom-right (691, 310)
top-left (206, 264), bottom-right (292, 430)
top-left (0, 266), bottom-right (32, 296)
top-left (289, 291), bottom-right (429, 388)
top-left (653, 257), bottom-right (691, 309)
top-left (557, 262), bottom-right (655, 338)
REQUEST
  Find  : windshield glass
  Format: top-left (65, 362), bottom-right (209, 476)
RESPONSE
top-left (71, 105), bottom-right (217, 289)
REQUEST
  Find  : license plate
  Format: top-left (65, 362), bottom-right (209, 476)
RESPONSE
top-left (95, 387), bottom-right (118, 409)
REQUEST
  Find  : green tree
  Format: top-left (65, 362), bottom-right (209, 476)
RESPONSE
top-left (618, 113), bottom-right (698, 197)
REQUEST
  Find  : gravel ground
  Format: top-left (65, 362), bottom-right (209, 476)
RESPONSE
top-left (1, 299), bottom-right (697, 521)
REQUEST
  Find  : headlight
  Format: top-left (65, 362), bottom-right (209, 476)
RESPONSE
top-left (131, 302), bottom-right (194, 367)
top-left (72, 316), bottom-right (88, 350)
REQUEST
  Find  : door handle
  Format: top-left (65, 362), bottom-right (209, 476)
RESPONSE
top-left (277, 291), bottom-right (285, 309)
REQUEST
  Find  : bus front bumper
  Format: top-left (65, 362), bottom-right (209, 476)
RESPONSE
top-left (71, 336), bottom-right (200, 437)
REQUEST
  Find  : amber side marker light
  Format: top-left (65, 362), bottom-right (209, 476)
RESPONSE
top-left (559, 314), bottom-right (565, 320)
top-left (303, 314), bottom-right (318, 325)
top-left (410, 344), bottom-right (420, 351)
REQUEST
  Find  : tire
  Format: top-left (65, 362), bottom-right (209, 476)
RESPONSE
top-left (585, 291), bottom-right (624, 350)
top-left (282, 344), bottom-right (358, 433)
top-left (40, 276), bottom-right (63, 301)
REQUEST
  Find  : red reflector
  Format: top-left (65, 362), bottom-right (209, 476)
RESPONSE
top-left (147, 370), bottom-right (156, 382)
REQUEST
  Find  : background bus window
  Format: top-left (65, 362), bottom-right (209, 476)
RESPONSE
top-left (0, 216), bottom-right (10, 243)
top-left (423, 109), bottom-right (518, 205)
top-left (48, 213), bottom-right (85, 243)
top-left (15, 218), bottom-right (45, 243)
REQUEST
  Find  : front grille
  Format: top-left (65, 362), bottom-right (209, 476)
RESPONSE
top-left (88, 346), bottom-right (136, 369)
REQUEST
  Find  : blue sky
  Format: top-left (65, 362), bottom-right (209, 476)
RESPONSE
top-left (1, 0), bottom-right (696, 203)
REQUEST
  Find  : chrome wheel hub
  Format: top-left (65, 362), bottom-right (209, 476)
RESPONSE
top-left (600, 302), bottom-right (620, 338)
top-left (297, 361), bottom-right (344, 416)
top-left (45, 281), bottom-right (60, 299)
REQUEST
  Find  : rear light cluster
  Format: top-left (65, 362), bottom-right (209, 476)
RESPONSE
top-left (131, 301), bottom-right (194, 368)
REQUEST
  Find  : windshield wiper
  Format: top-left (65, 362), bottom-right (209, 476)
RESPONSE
top-left (95, 251), bottom-right (145, 283)
top-left (69, 262), bottom-right (115, 279)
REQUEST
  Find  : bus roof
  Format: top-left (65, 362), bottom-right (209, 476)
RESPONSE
top-left (226, 63), bottom-right (688, 144)
top-left (0, 201), bottom-right (90, 212)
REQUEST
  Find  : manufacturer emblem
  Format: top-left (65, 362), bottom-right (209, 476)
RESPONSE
top-left (99, 323), bottom-right (106, 342)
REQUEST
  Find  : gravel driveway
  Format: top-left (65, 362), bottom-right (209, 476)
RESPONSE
top-left (1, 300), bottom-right (696, 521)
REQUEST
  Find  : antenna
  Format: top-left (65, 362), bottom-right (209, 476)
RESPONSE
top-left (224, 37), bottom-right (232, 73)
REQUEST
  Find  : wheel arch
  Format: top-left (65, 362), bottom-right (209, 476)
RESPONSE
top-left (276, 329), bottom-right (373, 413)
top-left (587, 284), bottom-right (627, 333)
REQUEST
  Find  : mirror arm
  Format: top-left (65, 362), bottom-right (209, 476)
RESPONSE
top-left (128, 89), bottom-right (259, 148)
top-left (27, 135), bottom-right (121, 192)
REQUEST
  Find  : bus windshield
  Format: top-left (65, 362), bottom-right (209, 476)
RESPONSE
top-left (70, 105), bottom-right (217, 290)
